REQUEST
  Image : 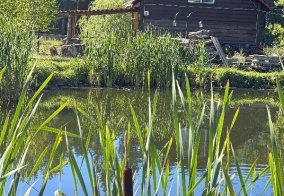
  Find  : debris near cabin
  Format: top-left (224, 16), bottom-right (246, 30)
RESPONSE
top-left (173, 29), bottom-right (229, 66)
top-left (229, 55), bottom-right (284, 72)
top-left (174, 29), bottom-right (283, 72)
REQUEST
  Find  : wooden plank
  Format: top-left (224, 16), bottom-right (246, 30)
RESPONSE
top-left (61, 8), bottom-right (137, 16)
top-left (211, 36), bottom-right (228, 66)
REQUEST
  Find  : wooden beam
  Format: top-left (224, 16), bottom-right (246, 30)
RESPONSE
top-left (61, 8), bottom-right (138, 17)
top-left (211, 36), bottom-right (228, 66)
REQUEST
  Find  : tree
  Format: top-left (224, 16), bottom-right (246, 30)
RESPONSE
top-left (78, 0), bottom-right (131, 44)
top-left (0, 0), bottom-right (58, 31)
top-left (264, 0), bottom-right (284, 46)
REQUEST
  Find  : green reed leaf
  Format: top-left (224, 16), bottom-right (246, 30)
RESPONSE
top-left (222, 168), bottom-right (236, 196)
top-left (26, 73), bottom-right (53, 109)
top-left (27, 145), bottom-right (49, 181)
top-left (76, 113), bottom-right (94, 194)
top-left (68, 150), bottom-right (88, 196)
top-left (231, 144), bottom-right (247, 195)
top-left (276, 78), bottom-right (284, 111)
top-left (40, 126), bottom-right (80, 138)
top-left (36, 103), bottom-right (67, 132)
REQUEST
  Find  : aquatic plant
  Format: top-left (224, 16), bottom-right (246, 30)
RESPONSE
top-left (83, 28), bottom-right (191, 88)
top-left (0, 66), bottom-right (81, 195)
top-left (267, 78), bottom-right (284, 194)
top-left (58, 71), bottom-right (277, 195)
top-left (0, 21), bottom-right (33, 104)
top-left (1, 61), bottom-right (284, 195)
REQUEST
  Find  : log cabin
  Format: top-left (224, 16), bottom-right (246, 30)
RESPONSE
top-left (127, 0), bottom-right (271, 46)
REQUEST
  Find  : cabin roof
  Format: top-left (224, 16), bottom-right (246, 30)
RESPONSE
top-left (61, 0), bottom-right (271, 17)
top-left (125, 0), bottom-right (271, 12)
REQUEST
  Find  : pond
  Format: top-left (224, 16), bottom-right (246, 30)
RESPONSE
top-left (4, 87), bottom-right (283, 195)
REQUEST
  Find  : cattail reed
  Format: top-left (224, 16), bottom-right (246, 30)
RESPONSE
top-left (122, 165), bottom-right (133, 196)
top-left (122, 132), bottom-right (133, 196)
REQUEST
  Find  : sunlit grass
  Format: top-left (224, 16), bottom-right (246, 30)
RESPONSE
top-left (37, 35), bottom-right (63, 55)
top-left (0, 23), bottom-right (33, 104)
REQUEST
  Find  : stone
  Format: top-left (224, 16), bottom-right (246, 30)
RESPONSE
top-left (50, 46), bottom-right (58, 56)
top-left (61, 44), bottom-right (85, 57)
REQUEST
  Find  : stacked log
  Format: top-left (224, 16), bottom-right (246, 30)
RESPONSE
top-left (229, 54), bottom-right (283, 72)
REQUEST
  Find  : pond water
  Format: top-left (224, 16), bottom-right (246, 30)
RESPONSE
top-left (5, 87), bottom-right (283, 195)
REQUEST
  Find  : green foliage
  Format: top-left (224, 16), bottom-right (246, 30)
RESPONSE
top-left (186, 67), bottom-right (284, 89)
top-left (33, 58), bottom-right (88, 87)
top-left (264, 0), bottom-right (284, 46)
top-left (79, 0), bottom-right (131, 45)
top-left (29, 59), bottom-right (284, 90)
top-left (0, 23), bottom-right (33, 103)
top-left (0, 0), bottom-right (58, 31)
top-left (83, 28), bottom-right (192, 88)
top-left (0, 66), bottom-right (61, 195)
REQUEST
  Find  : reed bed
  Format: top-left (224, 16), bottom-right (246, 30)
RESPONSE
top-left (83, 28), bottom-right (198, 88)
top-left (57, 72), bottom-right (283, 195)
top-left (0, 22), bottom-right (33, 104)
top-left (1, 64), bottom-right (283, 195)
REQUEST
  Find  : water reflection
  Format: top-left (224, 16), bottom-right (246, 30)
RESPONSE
top-left (2, 88), bottom-right (282, 195)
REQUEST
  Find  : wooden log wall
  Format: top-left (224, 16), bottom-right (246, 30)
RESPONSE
top-left (141, 0), bottom-right (266, 46)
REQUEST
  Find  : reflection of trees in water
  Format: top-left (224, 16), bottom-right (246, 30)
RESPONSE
top-left (227, 104), bottom-right (279, 165)
top-left (2, 88), bottom-right (281, 188)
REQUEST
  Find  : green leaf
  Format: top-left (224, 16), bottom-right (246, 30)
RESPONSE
top-left (27, 73), bottom-right (53, 108)
top-left (27, 145), bottom-right (49, 181)
top-left (40, 126), bottom-right (80, 138)
top-left (68, 150), bottom-right (89, 196)
top-left (36, 103), bottom-right (67, 132)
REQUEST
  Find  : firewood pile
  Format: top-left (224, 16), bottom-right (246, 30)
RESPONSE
top-left (229, 55), bottom-right (284, 72)
top-left (171, 30), bottom-right (211, 46)
top-left (172, 29), bottom-right (280, 68)
top-left (172, 29), bottom-right (229, 65)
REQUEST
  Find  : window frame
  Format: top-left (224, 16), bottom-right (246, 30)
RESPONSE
top-left (188, 0), bottom-right (215, 4)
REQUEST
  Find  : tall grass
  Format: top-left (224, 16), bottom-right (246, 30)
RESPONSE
top-left (83, 28), bottom-right (195, 88)
top-left (267, 78), bottom-right (284, 194)
top-left (0, 21), bottom-right (33, 104)
top-left (0, 66), bottom-right (81, 195)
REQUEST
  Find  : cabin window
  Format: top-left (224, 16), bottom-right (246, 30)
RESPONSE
top-left (188, 0), bottom-right (215, 3)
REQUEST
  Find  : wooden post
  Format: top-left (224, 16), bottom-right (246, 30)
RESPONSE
top-left (71, 16), bottom-right (76, 38)
top-left (255, 4), bottom-right (261, 46)
top-left (67, 15), bottom-right (72, 44)
top-left (132, 12), bottom-right (139, 34)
